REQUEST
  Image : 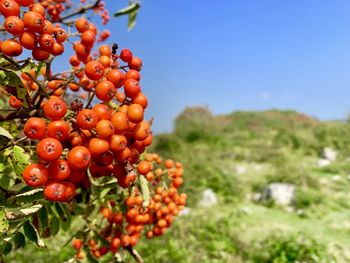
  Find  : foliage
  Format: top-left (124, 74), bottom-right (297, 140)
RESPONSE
top-left (247, 232), bottom-right (331, 263)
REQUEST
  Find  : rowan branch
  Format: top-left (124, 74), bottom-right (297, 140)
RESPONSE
top-left (0, 108), bottom-right (41, 122)
top-left (126, 246), bottom-right (144, 263)
top-left (58, 0), bottom-right (102, 22)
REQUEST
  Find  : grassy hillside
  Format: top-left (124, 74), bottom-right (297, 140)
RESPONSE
top-left (6, 107), bottom-right (350, 262)
top-left (141, 107), bottom-right (350, 262)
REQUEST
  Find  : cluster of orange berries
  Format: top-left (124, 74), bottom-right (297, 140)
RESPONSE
top-left (71, 155), bottom-right (186, 259)
top-left (0, 0), bottom-right (68, 59)
top-left (20, 43), bottom-right (154, 202)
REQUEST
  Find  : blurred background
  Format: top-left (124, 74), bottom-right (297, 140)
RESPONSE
top-left (8, 0), bottom-right (350, 262)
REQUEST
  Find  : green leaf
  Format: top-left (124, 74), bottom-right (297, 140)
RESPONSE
top-left (54, 202), bottom-right (67, 221)
top-left (128, 9), bottom-right (138, 31)
top-left (19, 204), bottom-right (43, 215)
top-left (0, 121), bottom-right (19, 140)
top-left (139, 176), bottom-right (150, 209)
top-left (21, 59), bottom-right (35, 73)
top-left (38, 206), bottom-right (48, 231)
top-left (23, 221), bottom-right (45, 247)
top-left (99, 187), bottom-right (113, 201)
top-left (35, 61), bottom-right (45, 76)
top-left (8, 204), bottom-right (43, 219)
top-left (114, 3), bottom-right (140, 17)
top-left (0, 70), bottom-right (9, 86)
top-left (15, 188), bottom-right (42, 198)
top-left (0, 126), bottom-right (13, 140)
top-left (12, 188), bottom-right (44, 204)
top-left (2, 241), bottom-right (12, 255)
top-left (0, 208), bottom-right (9, 233)
top-left (49, 216), bottom-right (60, 237)
top-left (10, 145), bottom-right (30, 176)
top-left (0, 174), bottom-right (11, 189)
top-left (61, 214), bottom-right (71, 232)
top-left (13, 232), bottom-right (25, 249)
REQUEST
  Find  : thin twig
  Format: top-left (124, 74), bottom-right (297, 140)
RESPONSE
top-left (85, 91), bottom-right (95, 108)
top-left (126, 246), bottom-right (144, 263)
top-left (0, 136), bottom-right (27, 152)
top-left (58, 0), bottom-right (101, 22)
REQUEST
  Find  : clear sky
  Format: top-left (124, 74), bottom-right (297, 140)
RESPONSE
top-left (63, 1), bottom-right (350, 133)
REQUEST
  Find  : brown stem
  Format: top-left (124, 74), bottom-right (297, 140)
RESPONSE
top-left (0, 136), bottom-right (27, 152)
top-left (58, 0), bottom-right (102, 22)
top-left (0, 108), bottom-right (41, 122)
top-left (85, 91), bottom-right (95, 108)
top-left (126, 246), bottom-right (144, 263)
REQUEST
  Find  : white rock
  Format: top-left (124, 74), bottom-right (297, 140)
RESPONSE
top-left (261, 183), bottom-right (295, 206)
top-left (322, 147), bottom-right (337, 161)
top-left (198, 189), bottom-right (218, 207)
top-left (296, 209), bottom-right (304, 216)
top-left (252, 164), bottom-right (262, 171)
top-left (253, 193), bottom-right (262, 202)
top-left (317, 159), bottom-right (331, 167)
top-left (179, 207), bottom-right (191, 216)
top-left (285, 206), bottom-right (294, 213)
top-left (240, 206), bottom-right (252, 214)
top-left (235, 165), bottom-right (246, 174)
top-left (331, 175), bottom-right (342, 181)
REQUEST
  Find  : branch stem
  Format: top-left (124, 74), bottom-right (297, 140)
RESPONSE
top-left (126, 246), bottom-right (144, 263)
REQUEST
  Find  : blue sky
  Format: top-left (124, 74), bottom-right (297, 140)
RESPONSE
top-left (61, 1), bottom-right (350, 133)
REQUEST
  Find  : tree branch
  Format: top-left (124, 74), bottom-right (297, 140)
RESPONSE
top-left (58, 0), bottom-right (102, 22)
top-left (126, 246), bottom-right (144, 263)
top-left (0, 108), bottom-right (41, 122)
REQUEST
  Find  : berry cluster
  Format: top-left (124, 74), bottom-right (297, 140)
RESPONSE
top-left (71, 155), bottom-right (186, 259)
top-left (21, 44), bottom-right (153, 202)
top-left (0, 0), bottom-right (68, 59)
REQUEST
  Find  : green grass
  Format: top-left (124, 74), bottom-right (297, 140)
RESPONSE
top-left (6, 108), bottom-right (350, 262)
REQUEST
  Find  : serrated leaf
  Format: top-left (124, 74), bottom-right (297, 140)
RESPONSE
top-left (13, 232), bottom-right (25, 248)
top-left (139, 176), bottom-right (150, 208)
top-left (0, 126), bottom-right (13, 140)
top-left (0, 208), bottom-right (9, 233)
top-left (38, 206), bottom-right (48, 231)
top-left (49, 216), bottom-right (60, 237)
top-left (2, 241), bottom-right (12, 255)
top-left (12, 188), bottom-right (44, 204)
top-left (114, 3), bottom-right (140, 17)
top-left (9, 204), bottom-right (43, 219)
top-left (11, 145), bottom-right (30, 176)
top-left (14, 188), bottom-right (43, 197)
top-left (23, 221), bottom-right (45, 247)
